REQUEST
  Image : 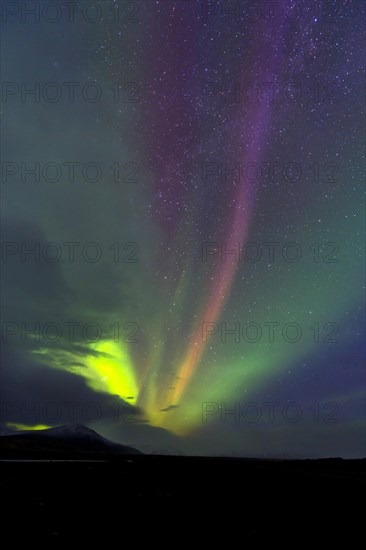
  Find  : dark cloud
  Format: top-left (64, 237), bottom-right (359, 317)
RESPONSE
top-left (160, 405), bottom-right (180, 412)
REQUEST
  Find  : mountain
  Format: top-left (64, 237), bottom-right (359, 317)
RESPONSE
top-left (0, 425), bottom-right (18, 436)
top-left (0, 424), bottom-right (142, 459)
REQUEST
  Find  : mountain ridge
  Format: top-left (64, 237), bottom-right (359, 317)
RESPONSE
top-left (0, 424), bottom-right (142, 457)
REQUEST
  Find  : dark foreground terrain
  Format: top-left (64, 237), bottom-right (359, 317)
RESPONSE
top-left (0, 427), bottom-right (364, 541)
top-left (1, 455), bottom-right (365, 542)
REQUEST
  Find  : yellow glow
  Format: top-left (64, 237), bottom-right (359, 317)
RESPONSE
top-left (66, 340), bottom-right (138, 405)
top-left (7, 423), bottom-right (52, 431)
top-left (32, 340), bottom-right (138, 406)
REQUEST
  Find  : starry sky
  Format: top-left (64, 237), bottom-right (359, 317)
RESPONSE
top-left (1, 0), bottom-right (365, 457)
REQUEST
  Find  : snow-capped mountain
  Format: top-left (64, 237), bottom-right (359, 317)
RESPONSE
top-left (0, 424), bottom-right (142, 457)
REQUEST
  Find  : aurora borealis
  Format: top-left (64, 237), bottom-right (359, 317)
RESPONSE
top-left (1, 1), bottom-right (365, 457)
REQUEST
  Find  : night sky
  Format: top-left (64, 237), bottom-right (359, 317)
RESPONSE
top-left (1, 0), bottom-right (365, 457)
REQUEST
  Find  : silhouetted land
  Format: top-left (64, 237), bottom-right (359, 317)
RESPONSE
top-left (0, 428), bottom-right (364, 542)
